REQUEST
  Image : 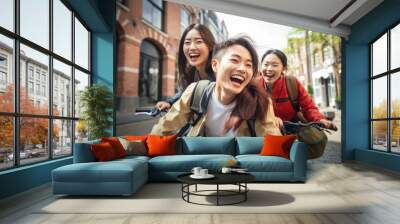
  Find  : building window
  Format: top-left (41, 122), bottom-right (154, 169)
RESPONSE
top-left (370, 23), bottom-right (400, 154)
top-left (181, 8), bottom-right (190, 35)
top-left (0, 0), bottom-right (91, 170)
top-left (0, 71), bottom-right (7, 85)
top-left (142, 0), bottom-right (163, 30)
top-left (28, 81), bottom-right (34, 94)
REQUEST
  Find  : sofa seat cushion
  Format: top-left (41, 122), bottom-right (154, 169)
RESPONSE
top-left (149, 154), bottom-right (235, 172)
top-left (236, 155), bottom-right (293, 172)
top-left (53, 159), bottom-right (147, 183)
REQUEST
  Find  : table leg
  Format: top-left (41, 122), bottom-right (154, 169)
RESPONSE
top-left (217, 184), bottom-right (219, 206)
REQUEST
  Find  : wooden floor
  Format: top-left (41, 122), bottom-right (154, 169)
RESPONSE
top-left (1, 161), bottom-right (400, 224)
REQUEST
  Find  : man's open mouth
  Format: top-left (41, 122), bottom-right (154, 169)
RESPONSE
top-left (230, 74), bottom-right (245, 85)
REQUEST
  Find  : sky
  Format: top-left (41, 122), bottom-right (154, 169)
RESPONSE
top-left (0, 0), bottom-right (88, 74)
top-left (216, 12), bottom-right (292, 57)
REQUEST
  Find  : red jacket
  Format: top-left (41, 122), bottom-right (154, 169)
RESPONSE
top-left (259, 76), bottom-right (325, 122)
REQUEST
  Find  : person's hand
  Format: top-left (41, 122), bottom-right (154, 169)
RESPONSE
top-left (319, 119), bottom-right (337, 130)
top-left (155, 101), bottom-right (171, 111)
top-left (274, 117), bottom-right (283, 129)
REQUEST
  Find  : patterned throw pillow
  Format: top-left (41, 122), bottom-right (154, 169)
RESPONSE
top-left (118, 137), bottom-right (147, 156)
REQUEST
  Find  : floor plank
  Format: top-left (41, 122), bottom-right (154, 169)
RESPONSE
top-left (1, 161), bottom-right (400, 224)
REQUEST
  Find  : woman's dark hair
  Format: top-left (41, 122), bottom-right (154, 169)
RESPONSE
top-left (178, 24), bottom-right (216, 89)
top-left (261, 49), bottom-right (287, 69)
top-left (212, 36), bottom-right (270, 132)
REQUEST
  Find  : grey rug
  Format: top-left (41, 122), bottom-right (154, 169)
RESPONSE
top-left (38, 183), bottom-right (362, 214)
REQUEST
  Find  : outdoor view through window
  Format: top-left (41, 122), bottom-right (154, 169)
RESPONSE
top-left (0, 0), bottom-right (91, 170)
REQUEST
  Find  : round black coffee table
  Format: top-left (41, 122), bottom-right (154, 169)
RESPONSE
top-left (177, 173), bottom-right (255, 206)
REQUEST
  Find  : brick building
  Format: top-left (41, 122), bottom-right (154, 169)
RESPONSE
top-left (116, 0), bottom-right (227, 117)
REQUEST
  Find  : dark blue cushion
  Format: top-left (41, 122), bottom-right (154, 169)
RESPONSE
top-left (236, 137), bottom-right (264, 155)
top-left (177, 137), bottom-right (235, 155)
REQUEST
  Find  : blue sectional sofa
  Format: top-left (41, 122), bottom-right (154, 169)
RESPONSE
top-left (52, 137), bottom-right (307, 196)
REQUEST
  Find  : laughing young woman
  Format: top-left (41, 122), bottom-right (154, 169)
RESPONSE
top-left (260, 49), bottom-right (336, 129)
top-left (155, 24), bottom-right (216, 111)
top-left (151, 36), bottom-right (281, 137)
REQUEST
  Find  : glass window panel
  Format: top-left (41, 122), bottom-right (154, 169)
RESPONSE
top-left (20, 117), bottom-right (49, 165)
top-left (0, 116), bottom-right (14, 170)
top-left (20, 0), bottom-right (49, 49)
top-left (152, 0), bottom-right (163, 8)
top-left (53, 59), bottom-right (72, 117)
top-left (75, 120), bottom-right (88, 143)
top-left (392, 120), bottom-right (400, 153)
top-left (372, 33), bottom-right (387, 76)
top-left (372, 77), bottom-right (387, 119)
top-left (0, 35), bottom-right (14, 112)
top-left (74, 69), bottom-right (89, 118)
top-left (53, 0), bottom-right (72, 60)
top-left (74, 18), bottom-right (89, 70)
top-left (0, 0), bottom-right (14, 31)
top-left (153, 10), bottom-right (162, 29)
top-left (372, 121), bottom-right (388, 151)
top-left (391, 72), bottom-right (400, 118)
top-left (391, 24), bottom-right (400, 70)
top-left (20, 44), bottom-right (49, 115)
top-left (142, 0), bottom-right (152, 23)
top-left (53, 119), bottom-right (72, 158)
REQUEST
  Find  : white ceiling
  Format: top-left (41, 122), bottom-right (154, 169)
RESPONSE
top-left (167, 0), bottom-right (384, 37)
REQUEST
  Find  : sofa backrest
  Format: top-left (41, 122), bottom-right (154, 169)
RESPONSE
top-left (73, 139), bottom-right (100, 163)
top-left (177, 137), bottom-right (236, 155)
top-left (236, 137), bottom-right (264, 155)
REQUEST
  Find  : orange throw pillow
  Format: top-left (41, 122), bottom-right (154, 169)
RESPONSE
top-left (146, 134), bottom-right (177, 157)
top-left (101, 137), bottom-right (127, 158)
top-left (91, 142), bottom-right (117, 161)
top-left (260, 134), bottom-right (297, 159)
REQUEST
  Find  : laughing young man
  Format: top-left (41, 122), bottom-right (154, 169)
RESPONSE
top-left (151, 36), bottom-right (281, 137)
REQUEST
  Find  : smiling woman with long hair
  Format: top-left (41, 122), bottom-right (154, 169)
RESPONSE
top-left (155, 24), bottom-right (216, 110)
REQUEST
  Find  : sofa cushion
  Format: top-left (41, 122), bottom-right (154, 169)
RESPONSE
top-left (101, 137), bottom-right (127, 158)
top-left (177, 137), bottom-right (235, 155)
top-left (148, 154), bottom-right (235, 172)
top-left (260, 134), bottom-right (297, 159)
top-left (236, 137), bottom-right (263, 155)
top-left (236, 155), bottom-right (293, 172)
top-left (147, 134), bottom-right (177, 157)
top-left (74, 139), bottom-right (101, 163)
top-left (118, 138), bottom-right (147, 156)
top-left (91, 142), bottom-right (118, 161)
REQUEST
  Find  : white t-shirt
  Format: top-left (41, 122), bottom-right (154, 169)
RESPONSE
top-left (204, 91), bottom-right (237, 137)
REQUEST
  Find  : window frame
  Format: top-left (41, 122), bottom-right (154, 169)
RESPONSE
top-left (142, 0), bottom-right (164, 30)
top-left (369, 20), bottom-right (400, 154)
top-left (0, 0), bottom-right (92, 171)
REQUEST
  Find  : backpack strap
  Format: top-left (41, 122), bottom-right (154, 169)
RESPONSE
top-left (285, 75), bottom-right (299, 112)
top-left (285, 75), bottom-right (307, 123)
top-left (190, 80), bottom-right (211, 114)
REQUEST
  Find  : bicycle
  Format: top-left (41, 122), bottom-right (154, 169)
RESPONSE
top-left (282, 121), bottom-right (338, 135)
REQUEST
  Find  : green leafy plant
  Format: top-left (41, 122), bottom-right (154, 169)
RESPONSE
top-left (79, 84), bottom-right (113, 140)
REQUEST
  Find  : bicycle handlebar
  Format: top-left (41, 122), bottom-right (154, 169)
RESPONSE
top-left (283, 121), bottom-right (338, 131)
top-left (135, 107), bottom-right (166, 117)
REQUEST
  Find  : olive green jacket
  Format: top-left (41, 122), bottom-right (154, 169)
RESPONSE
top-left (151, 82), bottom-right (282, 137)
